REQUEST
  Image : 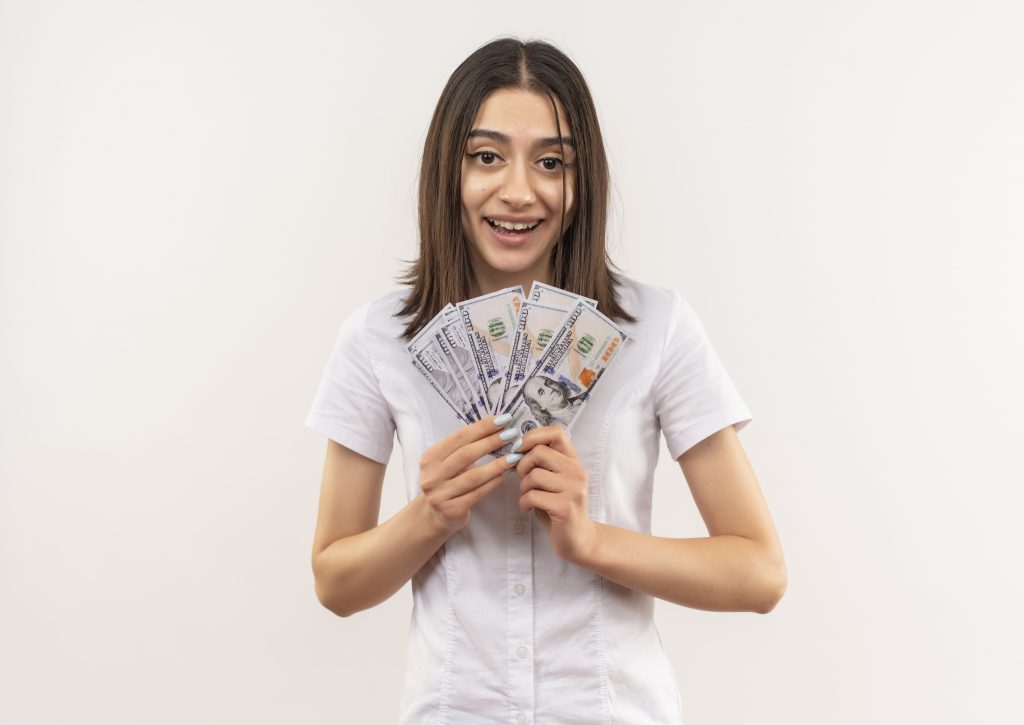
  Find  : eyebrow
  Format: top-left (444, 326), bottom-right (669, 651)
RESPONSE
top-left (468, 128), bottom-right (575, 149)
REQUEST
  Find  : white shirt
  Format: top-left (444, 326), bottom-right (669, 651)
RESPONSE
top-left (305, 274), bottom-right (752, 724)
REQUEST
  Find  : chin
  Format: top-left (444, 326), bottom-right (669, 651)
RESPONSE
top-left (485, 253), bottom-right (549, 279)
top-left (470, 237), bottom-right (551, 276)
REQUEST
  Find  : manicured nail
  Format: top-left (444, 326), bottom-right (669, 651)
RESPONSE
top-left (510, 437), bottom-right (523, 453)
top-left (499, 427), bottom-right (519, 441)
top-left (494, 413), bottom-right (513, 426)
top-left (505, 452), bottom-right (523, 465)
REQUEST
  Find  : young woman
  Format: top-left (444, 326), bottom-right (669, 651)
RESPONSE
top-left (306, 37), bottom-right (786, 724)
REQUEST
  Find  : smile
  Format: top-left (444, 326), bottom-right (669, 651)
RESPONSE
top-left (486, 217), bottom-right (542, 231)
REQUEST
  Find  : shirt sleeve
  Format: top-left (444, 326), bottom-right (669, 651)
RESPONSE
top-left (304, 302), bottom-right (396, 464)
top-left (653, 291), bottom-right (753, 460)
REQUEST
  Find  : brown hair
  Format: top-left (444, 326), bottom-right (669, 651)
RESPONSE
top-left (396, 37), bottom-right (636, 341)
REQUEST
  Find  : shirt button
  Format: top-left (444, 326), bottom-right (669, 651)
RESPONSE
top-left (512, 520), bottom-right (526, 535)
top-left (517, 645), bottom-right (529, 659)
top-left (513, 582), bottom-right (526, 596)
top-left (515, 712), bottom-right (526, 724)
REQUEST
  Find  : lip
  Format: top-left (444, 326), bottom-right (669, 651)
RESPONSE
top-left (483, 217), bottom-right (543, 248)
top-left (486, 215), bottom-right (544, 223)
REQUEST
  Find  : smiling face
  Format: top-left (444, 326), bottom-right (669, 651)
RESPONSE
top-left (460, 87), bottom-right (577, 292)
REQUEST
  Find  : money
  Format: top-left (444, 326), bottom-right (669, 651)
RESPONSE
top-left (500, 299), bottom-right (628, 441)
top-left (528, 280), bottom-right (597, 309)
top-left (407, 282), bottom-right (627, 451)
top-left (410, 357), bottom-right (474, 425)
top-left (497, 300), bottom-right (571, 414)
top-left (456, 286), bottom-right (524, 414)
top-left (436, 312), bottom-right (487, 420)
top-left (407, 305), bottom-right (479, 423)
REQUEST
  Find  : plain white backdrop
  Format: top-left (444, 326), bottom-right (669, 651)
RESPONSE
top-left (1, 1), bottom-right (1021, 723)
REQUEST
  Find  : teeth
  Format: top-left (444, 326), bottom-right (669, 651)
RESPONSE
top-left (489, 218), bottom-right (540, 231)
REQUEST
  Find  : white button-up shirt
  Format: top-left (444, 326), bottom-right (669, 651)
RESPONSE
top-left (305, 275), bottom-right (752, 724)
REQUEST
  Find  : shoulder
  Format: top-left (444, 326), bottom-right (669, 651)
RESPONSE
top-left (360, 287), bottom-right (414, 336)
top-left (612, 273), bottom-right (688, 337)
top-left (331, 287), bottom-right (414, 364)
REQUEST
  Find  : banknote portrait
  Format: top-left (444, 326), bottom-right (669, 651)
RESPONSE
top-left (521, 375), bottom-right (584, 427)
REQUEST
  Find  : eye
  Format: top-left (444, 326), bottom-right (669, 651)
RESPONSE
top-left (468, 151), bottom-right (499, 165)
top-left (540, 157), bottom-right (563, 171)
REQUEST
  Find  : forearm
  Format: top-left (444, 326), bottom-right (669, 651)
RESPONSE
top-left (574, 523), bottom-right (785, 614)
top-left (313, 494), bottom-right (450, 617)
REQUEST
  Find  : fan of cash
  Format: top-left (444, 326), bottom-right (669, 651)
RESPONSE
top-left (406, 281), bottom-right (629, 449)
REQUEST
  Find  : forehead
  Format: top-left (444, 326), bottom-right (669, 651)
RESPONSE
top-left (470, 88), bottom-right (572, 139)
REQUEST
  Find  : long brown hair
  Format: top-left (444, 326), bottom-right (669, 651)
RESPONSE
top-left (396, 37), bottom-right (636, 341)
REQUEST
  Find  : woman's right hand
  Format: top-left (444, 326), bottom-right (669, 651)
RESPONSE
top-left (417, 414), bottom-right (523, 534)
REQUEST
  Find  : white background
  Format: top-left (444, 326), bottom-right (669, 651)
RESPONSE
top-left (2, 1), bottom-right (1022, 723)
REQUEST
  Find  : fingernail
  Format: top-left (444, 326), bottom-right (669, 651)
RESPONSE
top-left (510, 437), bottom-right (523, 453)
top-left (494, 413), bottom-right (513, 426)
top-left (505, 453), bottom-right (523, 465)
top-left (499, 427), bottom-right (519, 441)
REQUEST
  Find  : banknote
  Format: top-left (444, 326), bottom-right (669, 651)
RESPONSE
top-left (496, 300), bottom-right (571, 414)
top-left (406, 303), bottom-right (455, 360)
top-left (410, 357), bottom-right (474, 425)
top-left (436, 312), bottom-right (487, 420)
top-left (407, 305), bottom-right (479, 422)
top-left (456, 286), bottom-right (524, 414)
top-left (406, 283), bottom-right (626, 437)
top-left (498, 299), bottom-right (628, 448)
top-left (527, 280), bottom-right (597, 309)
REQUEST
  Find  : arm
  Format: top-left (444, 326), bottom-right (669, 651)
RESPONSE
top-left (311, 439), bottom-right (449, 617)
top-left (311, 415), bottom-right (523, 617)
top-left (573, 425), bottom-right (787, 613)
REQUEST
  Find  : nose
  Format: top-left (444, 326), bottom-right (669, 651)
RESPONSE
top-left (498, 159), bottom-right (536, 207)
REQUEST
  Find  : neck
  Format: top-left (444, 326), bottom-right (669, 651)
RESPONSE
top-left (468, 259), bottom-right (554, 299)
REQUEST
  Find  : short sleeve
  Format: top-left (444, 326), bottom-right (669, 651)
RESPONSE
top-left (653, 291), bottom-right (753, 460)
top-left (304, 302), bottom-right (396, 464)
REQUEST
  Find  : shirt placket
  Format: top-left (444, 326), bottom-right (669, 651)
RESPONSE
top-left (505, 474), bottom-right (534, 724)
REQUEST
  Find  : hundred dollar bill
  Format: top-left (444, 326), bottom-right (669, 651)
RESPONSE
top-left (438, 315), bottom-right (489, 417)
top-left (407, 304), bottom-right (478, 422)
top-left (456, 285), bottom-right (524, 414)
top-left (421, 337), bottom-right (481, 421)
top-left (416, 339), bottom-right (479, 423)
top-left (406, 304), bottom-right (456, 359)
top-left (410, 357), bottom-right (474, 425)
top-left (499, 299), bottom-right (628, 447)
top-left (528, 280), bottom-right (598, 309)
top-left (496, 300), bottom-right (571, 414)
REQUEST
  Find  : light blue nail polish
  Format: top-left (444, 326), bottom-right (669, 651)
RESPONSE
top-left (510, 437), bottom-right (523, 453)
top-left (494, 413), bottom-right (513, 426)
top-left (505, 452), bottom-right (523, 465)
top-left (499, 427), bottom-right (518, 441)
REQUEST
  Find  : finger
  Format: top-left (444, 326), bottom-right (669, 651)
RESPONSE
top-left (426, 413), bottom-right (515, 463)
top-left (519, 467), bottom-right (562, 496)
top-left (441, 425), bottom-right (521, 479)
top-left (447, 451), bottom-right (519, 499)
top-left (453, 467), bottom-right (510, 509)
top-left (515, 425), bottom-right (577, 458)
top-left (515, 444), bottom-right (572, 478)
top-left (519, 487), bottom-right (562, 515)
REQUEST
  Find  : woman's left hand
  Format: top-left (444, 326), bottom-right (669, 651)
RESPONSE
top-left (514, 425), bottom-right (599, 564)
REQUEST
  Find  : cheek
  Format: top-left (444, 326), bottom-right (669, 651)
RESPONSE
top-left (461, 184), bottom-right (492, 215)
top-left (542, 177), bottom-right (576, 218)
top-left (564, 176), bottom-right (577, 215)
top-left (459, 167), bottom-right (474, 210)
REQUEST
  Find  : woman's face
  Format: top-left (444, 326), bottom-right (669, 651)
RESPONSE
top-left (460, 87), bottom-right (577, 284)
top-left (524, 376), bottom-right (567, 411)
